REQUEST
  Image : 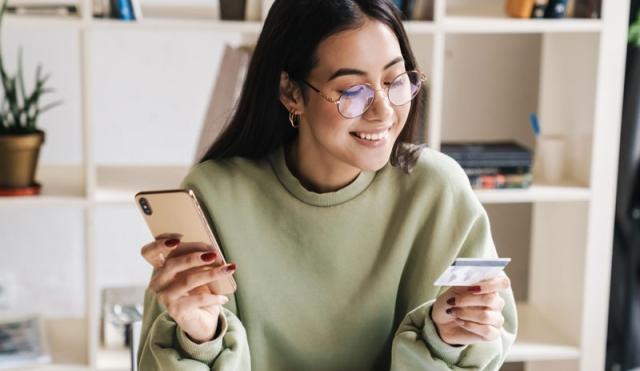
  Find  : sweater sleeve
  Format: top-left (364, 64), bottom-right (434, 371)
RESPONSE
top-left (137, 288), bottom-right (251, 371)
top-left (391, 290), bottom-right (517, 370)
top-left (136, 165), bottom-right (252, 370)
top-left (389, 154), bottom-right (518, 370)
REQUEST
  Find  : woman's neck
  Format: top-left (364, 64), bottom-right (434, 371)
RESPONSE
top-left (285, 139), bottom-right (361, 193)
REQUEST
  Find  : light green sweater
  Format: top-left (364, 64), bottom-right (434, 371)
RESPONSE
top-left (138, 144), bottom-right (517, 371)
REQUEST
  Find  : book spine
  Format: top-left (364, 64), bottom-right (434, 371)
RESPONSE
top-left (101, 0), bottom-right (111, 18)
top-left (573, 0), bottom-right (600, 18)
top-left (446, 152), bottom-right (533, 160)
top-left (464, 166), bottom-right (531, 176)
top-left (531, 0), bottom-right (548, 18)
top-left (114, 0), bottom-right (134, 20)
top-left (392, 0), bottom-right (405, 10)
top-left (469, 173), bottom-right (533, 189)
top-left (130, 0), bottom-right (142, 20)
top-left (411, 0), bottom-right (433, 21)
top-left (455, 159), bottom-right (533, 168)
top-left (402, 0), bottom-right (415, 19)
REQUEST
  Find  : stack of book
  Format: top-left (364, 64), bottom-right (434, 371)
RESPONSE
top-left (505, 0), bottom-right (601, 19)
top-left (441, 141), bottom-right (533, 190)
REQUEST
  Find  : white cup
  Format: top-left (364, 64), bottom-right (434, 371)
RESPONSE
top-left (534, 135), bottom-right (565, 184)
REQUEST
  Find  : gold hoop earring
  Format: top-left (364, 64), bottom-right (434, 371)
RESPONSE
top-left (288, 111), bottom-right (300, 129)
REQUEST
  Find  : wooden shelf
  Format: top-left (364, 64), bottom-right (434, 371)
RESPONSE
top-left (0, 165), bottom-right (87, 208)
top-left (88, 18), bottom-right (435, 35)
top-left (475, 184), bottom-right (591, 204)
top-left (96, 347), bottom-right (130, 371)
top-left (96, 165), bottom-right (190, 204)
top-left (403, 21), bottom-right (437, 34)
top-left (0, 166), bottom-right (591, 207)
top-left (444, 2), bottom-right (601, 34)
top-left (10, 318), bottom-right (91, 371)
top-left (443, 17), bottom-right (602, 34)
top-left (5, 10), bottom-right (601, 35)
top-left (90, 18), bottom-right (263, 33)
top-left (5, 14), bottom-right (83, 28)
top-left (507, 303), bottom-right (581, 362)
top-left (10, 365), bottom-right (90, 371)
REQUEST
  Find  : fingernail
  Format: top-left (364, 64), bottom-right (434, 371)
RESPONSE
top-left (165, 239), bottom-right (180, 247)
top-left (447, 297), bottom-right (456, 306)
top-left (468, 286), bottom-right (482, 293)
top-left (446, 308), bottom-right (454, 315)
top-left (201, 252), bottom-right (217, 262)
top-left (224, 263), bottom-right (236, 273)
top-left (222, 296), bottom-right (229, 304)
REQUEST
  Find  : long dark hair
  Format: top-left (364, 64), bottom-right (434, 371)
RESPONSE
top-left (199, 0), bottom-right (425, 165)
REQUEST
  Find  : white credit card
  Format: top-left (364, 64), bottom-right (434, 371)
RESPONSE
top-left (433, 258), bottom-right (511, 286)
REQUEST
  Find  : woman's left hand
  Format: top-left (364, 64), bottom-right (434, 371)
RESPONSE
top-left (431, 275), bottom-right (511, 346)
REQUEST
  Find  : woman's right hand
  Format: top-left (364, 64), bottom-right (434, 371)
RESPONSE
top-left (141, 233), bottom-right (237, 343)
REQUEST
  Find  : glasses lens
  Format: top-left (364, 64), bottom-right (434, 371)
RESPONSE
top-left (389, 71), bottom-right (422, 106)
top-left (338, 85), bottom-right (375, 118)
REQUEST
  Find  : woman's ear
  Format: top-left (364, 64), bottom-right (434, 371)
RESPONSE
top-left (279, 71), bottom-right (304, 114)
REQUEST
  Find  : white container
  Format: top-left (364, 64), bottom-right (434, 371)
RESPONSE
top-left (534, 134), bottom-right (566, 184)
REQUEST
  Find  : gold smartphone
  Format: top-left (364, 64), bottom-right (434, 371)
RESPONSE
top-left (134, 189), bottom-right (237, 295)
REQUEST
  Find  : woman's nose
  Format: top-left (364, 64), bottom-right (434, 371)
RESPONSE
top-left (364, 88), bottom-right (394, 121)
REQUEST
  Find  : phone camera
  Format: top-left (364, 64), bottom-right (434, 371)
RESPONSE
top-left (139, 197), bottom-right (153, 215)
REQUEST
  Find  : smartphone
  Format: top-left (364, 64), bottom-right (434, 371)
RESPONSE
top-left (134, 189), bottom-right (237, 295)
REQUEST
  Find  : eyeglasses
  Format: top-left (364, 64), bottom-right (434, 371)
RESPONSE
top-left (303, 70), bottom-right (426, 119)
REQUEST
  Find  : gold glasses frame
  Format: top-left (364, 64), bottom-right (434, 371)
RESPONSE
top-left (302, 70), bottom-right (427, 119)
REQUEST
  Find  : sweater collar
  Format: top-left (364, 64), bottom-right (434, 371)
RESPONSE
top-left (268, 145), bottom-right (377, 207)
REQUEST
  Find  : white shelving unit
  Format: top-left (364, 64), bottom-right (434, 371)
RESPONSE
top-left (1, 0), bottom-right (629, 370)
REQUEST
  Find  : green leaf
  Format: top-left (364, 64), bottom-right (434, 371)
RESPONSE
top-left (35, 64), bottom-right (42, 82)
top-left (37, 73), bottom-right (51, 88)
top-left (0, 0), bottom-right (7, 30)
top-left (27, 110), bottom-right (37, 130)
top-left (39, 100), bottom-right (62, 113)
top-left (5, 76), bottom-right (22, 128)
top-left (0, 61), bottom-right (11, 96)
top-left (17, 47), bottom-right (27, 107)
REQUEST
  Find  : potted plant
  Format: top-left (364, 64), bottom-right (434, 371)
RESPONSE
top-left (0, 0), bottom-right (61, 195)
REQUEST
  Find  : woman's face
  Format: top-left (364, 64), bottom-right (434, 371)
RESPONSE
top-left (298, 18), bottom-right (412, 173)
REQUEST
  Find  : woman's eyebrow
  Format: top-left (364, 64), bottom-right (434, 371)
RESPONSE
top-left (326, 56), bottom-right (404, 81)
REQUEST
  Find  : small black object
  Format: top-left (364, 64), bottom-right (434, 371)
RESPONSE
top-left (139, 197), bottom-right (153, 215)
top-left (544, 0), bottom-right (567, 18)
top-left (220, 0), bottom-right (246, 20)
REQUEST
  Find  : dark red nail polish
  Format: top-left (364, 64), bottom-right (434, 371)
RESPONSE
top-left (165, 239), bottom-right (180, 247)
top-left (468, 286), bottom-right (482, 293)
top-left (447, 297), bottom-right (456, 306)
top-left (201, 252), bottom-right (217, 262)
top-left (224, 263), bottom-right (236, 273)
top-left (446, 308), bottom-right (454, 315)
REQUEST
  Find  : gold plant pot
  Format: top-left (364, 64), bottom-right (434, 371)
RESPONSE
top-left (0, 130), bottom-right (45, 188)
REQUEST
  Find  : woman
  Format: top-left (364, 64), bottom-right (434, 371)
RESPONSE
top-left (137, 0), bottom-right (517, 370)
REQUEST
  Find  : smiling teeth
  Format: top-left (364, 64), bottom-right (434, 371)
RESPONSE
top-left (356, 129), bottom-right (389, 141)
